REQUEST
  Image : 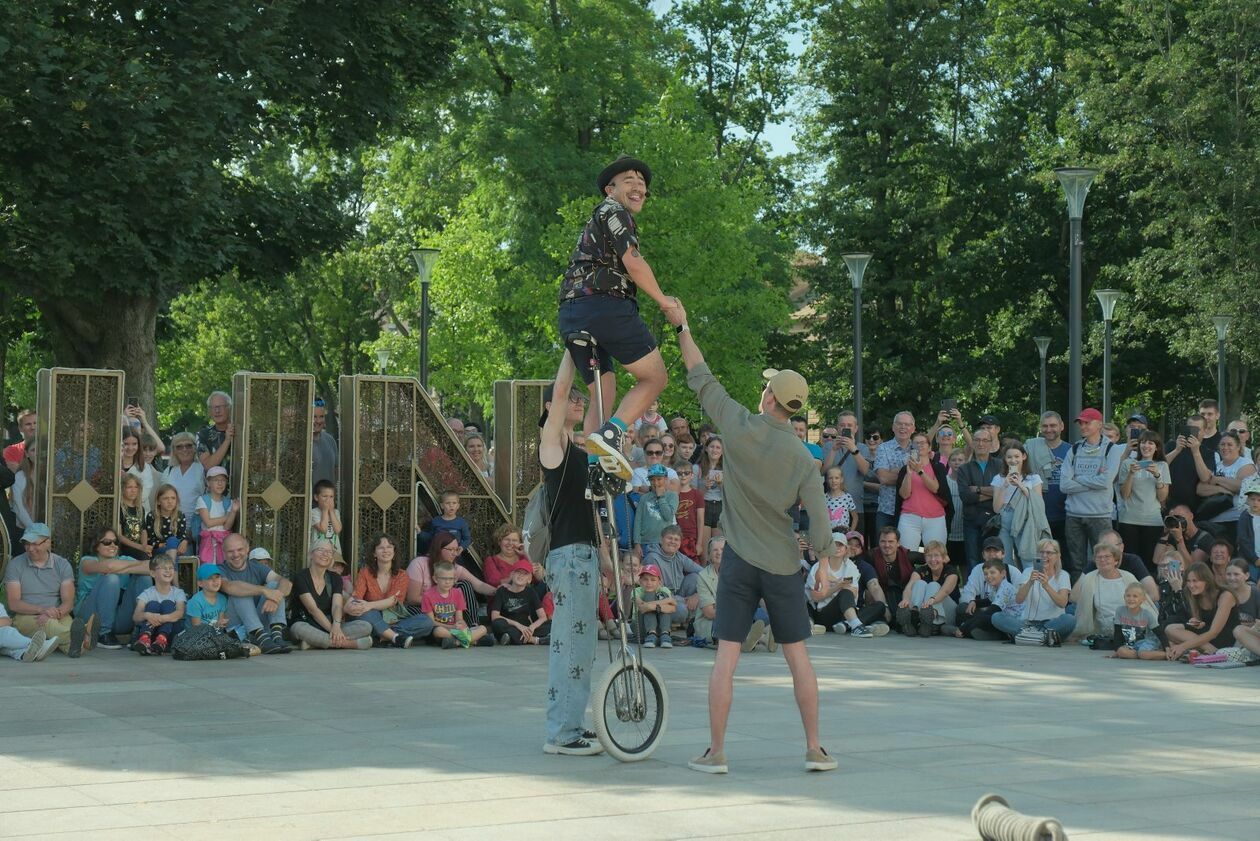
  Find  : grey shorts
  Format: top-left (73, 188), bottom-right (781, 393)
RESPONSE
top-left (713, 543), bottom-right (811, 645)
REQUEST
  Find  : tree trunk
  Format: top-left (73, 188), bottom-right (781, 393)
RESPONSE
top-left (35, 292), bottom-right (158, 416)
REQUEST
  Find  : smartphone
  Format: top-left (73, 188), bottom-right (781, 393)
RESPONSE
top-left (126, 396), bottom-right (139, 408)
top-left (1168, 559), bottom-right (1182, 577)
top-left (1033, 558), bottom-right (1044, 573)
top-left (940, 398), bottom-right (957, 412)
top-left (1137, 459), bottom-right (1152, 468)
top-left (1128, 427), bottom-right (1141, 440)
top-left (1180, 426), bottom-right (1196, 440)
top-left (838, 428), bottom-right (852, 439)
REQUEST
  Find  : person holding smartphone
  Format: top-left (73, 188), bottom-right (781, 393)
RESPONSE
top-left (1116, 431), bottom-right (1170, 571)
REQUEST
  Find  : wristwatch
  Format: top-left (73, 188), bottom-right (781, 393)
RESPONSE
top-left (675, 323), bottom-right (690, 334)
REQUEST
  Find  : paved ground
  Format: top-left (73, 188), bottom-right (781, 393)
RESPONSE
top-left (3, 632), bottom-right (1258, 840)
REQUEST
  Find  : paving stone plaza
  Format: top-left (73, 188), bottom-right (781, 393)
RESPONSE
top-left (3, 635), bottom-right (1258, 840)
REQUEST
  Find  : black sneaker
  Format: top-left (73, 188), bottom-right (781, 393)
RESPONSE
top-left (96, 632), bottom-right (124, 650)
top-left (498, 632), bottom-right (511, 646)
top-left (585, 421), bottom-right (632, 480)
top-left (68, 617), bottom-right (88, 658)
top-left (258, 632), bottom-right (288, 655)
top-left (393, 634), bottom-right (414, 649)
top-left (476, 635), bottom-right (494, 647)
top-left (543, 738), bottom-right (605, 756)
top-left (441, 636), bottom-right (457, 649)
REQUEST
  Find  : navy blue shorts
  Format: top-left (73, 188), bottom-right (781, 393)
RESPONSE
top-left (713, 544), bottom-right (812, 645)
top-left (558, 295), bottom-right (657, 384)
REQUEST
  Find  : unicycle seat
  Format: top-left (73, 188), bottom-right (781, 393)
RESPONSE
top-left (565, 330), bottom-right (598, 348)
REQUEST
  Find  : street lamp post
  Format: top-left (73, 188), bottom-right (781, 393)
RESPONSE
top-left (841, 253), bottom-right (872, 434)
top-left (1095, 289), bottom-right (1122, 424)
top-left (1034, 336), bottom-right (1051, 417)
top-left (410, 248), bottom-right (440, 390)
top-left (1213, 315), bottom-right (1233, 420)
top-left (374, 347), bottom-right (392, 375)
top-left (1054, 167), bottom-right (1098, 441)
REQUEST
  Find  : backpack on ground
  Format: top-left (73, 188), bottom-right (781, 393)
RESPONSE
top-left (171, 625), bottom-right (251, 661)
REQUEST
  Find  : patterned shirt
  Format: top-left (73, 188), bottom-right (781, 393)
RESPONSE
top-left (560, 197), bottom-right (639, 302)
top-left (873, 439), bottom-right (915, 515)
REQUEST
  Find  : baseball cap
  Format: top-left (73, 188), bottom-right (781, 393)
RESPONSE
top-left (982, 537), bottom-right (1005, 552)
top-left (845, 530), bottom-right (865, 547)
top-left (197, 564), bottom-right (223, 580)
top-left (596, 154), bottom-right (652, 193)
top-left (20, 522), bottom-right (51, 543)
top-left (1075, 408), bottom-right (1103, 423)
top-left (1242, 476), bottom-right (1260, 497)
top-left (640, 564), bottom-right (662, 579)
top-left (647, 464), bottom-right (668, 478)
top-left (510, 560), bottom-right (535, 577)
top-left (248, 547), bottom-right (272, 562)
top-left (206, 466), bottom-right (228, 478)
top-left (761, 368), bottom-right (808, 413)
top-left (979, 414), bottom-right (1001, 427)
top-left (1127, 412), bottom-right (1150, 425)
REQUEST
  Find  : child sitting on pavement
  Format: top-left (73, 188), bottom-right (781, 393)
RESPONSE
top-left (643, 526), bottom-right (702, 633)
top-left (424, 561), bottom-right (491, 649)
top-left (490, 561), bottom-right (551, 645)
top-left (949, 557), bottom-right (1021, 639)
top-left (130, 556), bottom-right (188, 655)
top-left (1109, 582), bottom-right (1164, 660)
top-left (634, 564), bottom-right (676, 649)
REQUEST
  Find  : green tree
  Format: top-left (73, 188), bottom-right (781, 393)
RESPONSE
top-left (0, 1), bottom-right (461, 411)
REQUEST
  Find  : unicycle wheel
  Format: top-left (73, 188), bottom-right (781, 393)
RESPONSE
top-left (592, 659), bottom-right (668, 762)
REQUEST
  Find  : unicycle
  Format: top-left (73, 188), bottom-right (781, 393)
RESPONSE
top-left (567, 330), bottom-right (669, 762)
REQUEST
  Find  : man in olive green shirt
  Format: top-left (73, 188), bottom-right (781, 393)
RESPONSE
top-left (663, 302), bottom-right (838, 776)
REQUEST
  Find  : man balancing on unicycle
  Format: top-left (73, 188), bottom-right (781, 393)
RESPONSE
top-left (560, 154), bottom-right (682, 480)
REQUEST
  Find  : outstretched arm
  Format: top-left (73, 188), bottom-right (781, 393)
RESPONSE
top-left (540, 351), bottom-right (577, 470)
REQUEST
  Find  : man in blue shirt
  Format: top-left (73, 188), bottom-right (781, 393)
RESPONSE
top-left (1024, 411), bottom-right (1072, 549)
top-left (874, 412), bottom-right (916, 532)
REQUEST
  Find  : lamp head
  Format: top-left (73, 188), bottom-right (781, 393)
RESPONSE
top-left (1094, 288), bottom-right (1122, 321)
top-left (840, 252), bottom-right (873, 291)
top-left (410, 248), bottom-right (440, 285)
top-left (1054, 167), bottom-right (1099, 220)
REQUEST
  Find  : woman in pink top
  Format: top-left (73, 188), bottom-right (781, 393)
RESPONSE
top-left (895, 432), bottom-right (954, 552)
top-left (406, 532), bottom-right (495, 627)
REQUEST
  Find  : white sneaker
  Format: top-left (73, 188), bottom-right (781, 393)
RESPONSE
top-left (22, 630), bottom-right (48, 662)
top-left (741, 620), bottom-right (766, 653)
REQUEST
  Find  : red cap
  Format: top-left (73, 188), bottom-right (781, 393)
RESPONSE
top-left (640, 564), bottom-right (662, 579)
top-left (1075, 408), bottom-right (1103, 423)
top-left (510, 560), bottom-right (534, 577)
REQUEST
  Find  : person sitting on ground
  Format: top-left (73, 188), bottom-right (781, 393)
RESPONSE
top-left (129, 555), bottom-right (187, 655)
top-left (1207, 538), bottom-right (1234, 588)
top-left (992, 539), bottom-right (1074, 641)
top-left (1224, 558), bottom-right (1260, 627)
top-left (424, 561), bottom-right (491, 649)
top-left (634, 564), bottom-right (677, 649)
top-left (1164, 561), bottom-right (1240, 661)
top-left (896, 540), bottom-right (959, 636)
top-left (77, 526), bottom-right (153, 650)
top-left (186, 564), bottom-right (231, 631)
top-left (633, 464), bottom-right (678, 549)
top-left (309, 479), bottom-right (343, 552)
top-left (483, 523), bottom-right (529, 588)
top-left (642, 526), bottom-right (703, 629)
top-left (218, 535), bottom-right (292, 654)
top-left (406, 532), bottom-right (495, 627)
top-left (3, 523), bottom-right (90, 657)
top-left (1084, 530), bottom-right (1161, 604)
top-left (692, 537), bottom-right (725, 644)
top-left (991, 443), bottom-right (1049, 570)
top-left (145, 484), bottom-right (191, 562)
top-left (673, 461), bottom-right (707, 561)
top-left (869, 526), bottom-right (918, 611)
top-left (895, 432), bottom-right (952, 552)
top-left (1107, 582), bottom-right (1164, 660)
top-left (196, 466), bottom-right (239, 564)
top-left (287, 542), bottom-right (374, 651)
top-left (805, 537), bottom-right (888, 638)
top-left (118, 474), bottom-right (151, 560)
top-left (846, 531), bottom-right (869, 565)
top-left (346, 534), bottom-right (433, 648)
top-left (1152, 504), bottom-right (1213, 576)
top-left (490, 560), bottom-right (551, 646)
top-left (1070, 542), bottom-right (1140, 641)
top-left (0, 602), bottom-right (58, 663)
top-left (951, 553), bottom-right (1022, 640)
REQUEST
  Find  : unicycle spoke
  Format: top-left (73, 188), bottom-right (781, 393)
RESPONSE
top-left (594, 661), bottom-right (668, 761)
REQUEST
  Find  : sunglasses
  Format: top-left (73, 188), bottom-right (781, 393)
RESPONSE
top-left (821, 433), bottom-right (838, 439)
top-left (174, 443), bottom-right (194, 449)
top-left (98, 539), bottom-right (118, 546)
top-left (646, 449), bottom-right (663, 456)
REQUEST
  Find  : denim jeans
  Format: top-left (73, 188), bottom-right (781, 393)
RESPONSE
top-left (1064, 516), bottom-right (1112, 581)
top-left (0, 625), bottom-right (33, 660)
top-left (226, 581), bottom-right (286, 633)
top-left (907, 581), bottom-right (957, 625)
top-left (992, 610), bottom-right (1076, 639)
top-left (963, 518), bottom-right (987, 575)
top-left (359, 608), bottom-right (434, 639)
top-left (78, 573), bottom-right (152, 635)
top-left (544, 542), bottom-right (600, 746)
top-left (135, 599), bottom-right (182, 639)
top-left (998, 506), bottom-right (1016, 567)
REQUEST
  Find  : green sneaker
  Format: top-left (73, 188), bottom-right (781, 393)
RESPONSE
top-left (451, 628), bottom-right (473, 648)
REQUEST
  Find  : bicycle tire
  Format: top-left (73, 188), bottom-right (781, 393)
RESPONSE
top-left (592, 659), bottom-right (668, 762)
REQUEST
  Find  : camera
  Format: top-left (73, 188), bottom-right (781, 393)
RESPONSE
top-left (1163, 514), bottom-right (1186, 531)
top-left (838, 428), bottom-right (852, 439)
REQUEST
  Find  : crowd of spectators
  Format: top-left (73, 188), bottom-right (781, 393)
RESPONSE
top-left (3, 390), bottom-right (1259, 668)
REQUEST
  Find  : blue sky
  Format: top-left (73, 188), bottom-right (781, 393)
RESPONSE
top-left (650, 0), bottom-right (801, 156)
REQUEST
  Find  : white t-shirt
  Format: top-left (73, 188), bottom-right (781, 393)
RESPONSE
top-left (1093, 575), bottom-right (1127, 629)
top-left (990, 473), bottom-right (1043, 506)
top-left (136, 585), bottom-right (188, 605)
top-left (1023, 570), bottom-right (1070, 621)
top-left (806, 559), bottom-right (860, 609)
